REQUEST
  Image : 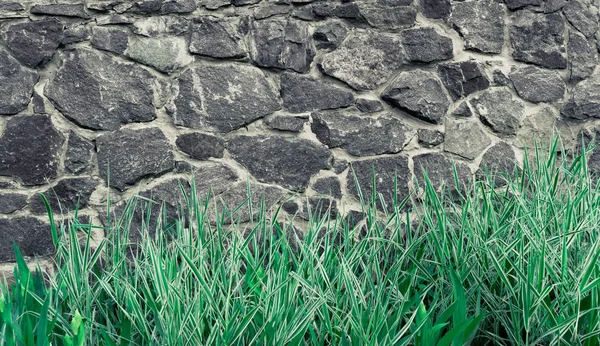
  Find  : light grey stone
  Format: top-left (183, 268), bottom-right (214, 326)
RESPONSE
top-left (470, 87), bottom-right (525, 135)
top-left (444, 119), bottom-right (491, 160)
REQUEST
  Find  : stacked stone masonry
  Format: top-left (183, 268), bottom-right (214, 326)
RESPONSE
top-left (1, 0), bottom-right (600, 263)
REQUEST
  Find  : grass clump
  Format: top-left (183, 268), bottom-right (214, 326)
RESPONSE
top-left (2, 138), bottom-right (600, 345)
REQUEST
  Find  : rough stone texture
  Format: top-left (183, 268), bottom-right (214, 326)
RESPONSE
top-left (561, 73), bottom-right (600, 120)
top-left (5, 20), bottom-right (64, 68)
top-left (412, 153), bottom-right (471, 193)
top-left (91, 26), bottom-right (129, 55)
top-left (281, 73), bottom-right (354, 113)
top-left (355, 99), bottom-right (383, 113)
top-left (401, 28), bottom-right (453, 63)
top-left (510, 10), bottom-right (567, 69)
top-left (125, 36), bottom-right (192, 73)
top-left (312, 2), bottom-right (362, 20)
top-left (176, 133), bottom-right (225, 160)
top-left (421, 0), bottom-right (450, 19)
top-left (563, 1), bottom-right (598, 38)
top-left (313, 20), bottom-right (348, 50)
top-left (311, 112), bottom-right (414, 156)
top-left (0, 193), bottom-right (27, 214)
top-left (189, 17), bottom-right (247, 58)
top-left (0, 217), bottom-right (54, 262)
top-left (312, 176), bottom-right (342, 199)
top-left (438, 61), bottom-right (490, 101)
top-left (96, 128), bottom-right (175, 191)
top-left (31, 4), bottom-right (91, 18)
top-left (476, 142), bottom-right (517, 187)
top-left (29, 178), bottom-right (101, 215)
top-left (568, 30), bottom-right (598, 83)
top-left (382, 70), bottom-right (451, 124)
top-left (131, 16), bottom-right (189, 37)
top-left (418, 129), bottom-right (444, 148)
top-left (170, 64), bottom-right (280, 132)
top-left (319, 30), bottom-right (406, 90)
top-left (509, 66), bottom-right (565, 103)
top-left (0, 48), bottom-right (39, 115)
top-left (264, 115), bottom-right (307, 132)
top-left (516, 107), bottom-right (576, 149)
top-left (358, 2), bottom-right (417, 31)
top-left (505, 0), bottom-right (542, 10)
top-left (228, 136), bottom-right (331, 191)
top-left (65, 131), bottom-right (94, 174)
top-left (0, 115), bottom-right (64, 185)
top-left (470, 87), bottom-right (525, 136)
top-left (452, 102), bottom-right (473, 118)
top-left (450, 1), bottom-right (504, 54)
top-left (444, 119), bottom-right (491, 160)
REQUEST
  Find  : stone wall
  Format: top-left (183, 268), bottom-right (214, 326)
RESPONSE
top-left (1, 0), bottom-right (599, 265)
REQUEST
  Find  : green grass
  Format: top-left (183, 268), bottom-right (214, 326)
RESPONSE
top-left (2, 137), bottom-right (600, 345)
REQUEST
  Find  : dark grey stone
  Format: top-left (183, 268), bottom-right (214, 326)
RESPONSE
top-left (563, 1), bottom-right (597, 38)
top-left (210, 182), bottom-right (287, 224)
top-left (96, 128), bottom-right (175, 191)
top-left (233, 0), bottom-right (262, 5)
top-left (264, 115), bottom-right (307, 132)
top-left (319, 30), bottom-right (406, 90)
top-left (311, 112), bottom-right (413, 156)
top-left (292, 4), bottom-right (316, 20)
top-left (31, 4), bottom-right (91, 18)
top-left (0, 2), bottom-right (23, 12)
top-left (504, 0), bottom-right (542, 10)
top-left (420, 0), bottom-right (451, 19)
top-left (254, 4), bottom-right (291, 19)
top-left (401, 28), bottom-right (453, 63)
top-left (509, 66), bottom-right (565, 103)
top-left (5, 19), bottom-right (64, 68)
top-left (91, 26), bottom-right (129, 55)
top-left (176, 133), bottom-right (225, 160)
top-left (0, 48), bottom-right (39, 115)
top-left (476, 142), bottom-right (516, 187)
top-left (444, 119), bottom-right (491, 160)
top-left (62, 24), bottom-right (91, 45)
top-left (189, 17), bottom-right (247, 58)
top-left (0, 115), bottom-right (64, 185)
top-left (568, 29), bottom-right (598, 83)
top-left (417, 129), bottom-right (444, 148)
top-left (228, 135), bottom-right (332, 191)
top-left (32, 92), bottom-right (45, 114)
top-left (170, 64), bottom-right (280, 132)
top-left (355, 99), bottom-right (383, 113)
top-left (161, 0), bottom-right (197, 13)
top-left (358, 3), bottom-right (417, 31)
top-left (0, 217), bottom-right (54, 262)
top-left (313, 2), bottom-right (362, 19)
top-left (452, 102), bottom-right (473, 118)
top-left (250, 18), bottom-right (315, 73)
top-left (510, 10), bottom-right (567, 69)
top-left (413, 152), bottom-right (471, 193)
top-left (46, 49), bottom-right (157, 131)
top-left (438, 61), bottom-right (490, 101)
top-left (333, 158), bottom-right (348, 174)
top-left (561, 73), bottom-right (600, 120)
top-left (193, 163), bottom-right (239, 199)
top-left (470, 87), bottom-right (525, 135)
top-left (450, 1), bottom-right (504, 54)
top-left (29, 178), bottom-right (101, 215)
top-left (65, 131), bottom-right (94, 174)
top-left (281, 73), bottom-right (354, 113)
top-left (493, 70), bottom-right (511, 86)
top-left (203, 0), bottom-right (231, 9)
top-left (381, 70), bottom-right (451, 124)
top-left (312, 176), bottom-right (342, 199)
top-left (313, 20), bottom-right (349, 50)
top-left (0, 193), bottom-right (27, 214)
top-left (544, 0), bottom-right (567, 12)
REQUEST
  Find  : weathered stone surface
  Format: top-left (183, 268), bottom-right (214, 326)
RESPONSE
top-left (254, 4), bottom-right (290, 19)
top-left (568, 30), bottom-right (597, 82)
top-left (122, 0), bottom-right (197, 14)
top-left (438, 61), bottom-right (489, 101)
top-left (0, 217), bottom-right (54, 262)
top-left (312, 176), bottom-right (342, 199)
top-left (189, 17), bottom-right (247, 58)
top-left (62, 24), bottom-right (90, 45)
top-left (250, 18), bottom-right (315, 73)
top-left (504, 0), bottom-right (542, 10)
top-left (91, 26), bottom-right (129, 55)
top-left (563, 1), bottom-right (597, 38)
top-left (381, 70), bottom-right (451, 124)
top-left (130, 16), bottom-right (188, 37)
top-left (312, 2), bottom-right (362, 19)
top-left (450, 1), bottom-right (504, 54)
top-left (0, 193), bottom-right (27, 214)
top-left (452, 102), bottom-right (473, 118)
top-left (347, 156), bottom-right (411, 210)
top-left (358, 3), bottom-right (417, 31)
top-left (0, 2), bottom-right (24, 18)
top-left (161, 0), bottom-right (197, 13)
top-left (476, 142), bottom-right (516, 187)
top-left (493, 70), bottom-right (511, 86)
top-left (470, 87), bottom-right (525, 135)
top-left (170, 64), bottom-right (280, 132)
top-left (544, 0), bottom-right (567, 12)
top-left (313, 20), bottom-right (349, 50)
top-left (444, 119), bottom-right (491, 160)
top-left (356, 98), bottom-right (383, 113)
top-left (421, 0), bottom-right (450, 19)
top-left (561, 73), bottom-right (600, 120)
top-left (516, 107), bottom-right (576, 149)
top-left (333, 158), bottom-right (348, 174)
top-left (281, 73), bottom-right (354, 113)
top-left (203, 0), bottom-right (231, 9)
top-left (29, 178), bottom-right (101, 215)
top-left (125, 35), bottom-right (192, 73)
top-left (0, 115), bottom-right (64, 185)
top-left (418, 129), bottom-right (444, 148)
top-left (319, 30), bottom-right (406, 90)
top-left (96, 128), bottom-right (175, 191)
top-left (233, 0), bottom-right (262, 5)
top-left (46, 49), bottom-right (156, 131)
top-left (176, 133), bottom-right (225, 160)
top-left (193, 163), bottom-right (239, 198)
top-left (401, 28), bottom-right (453, 63)
top-left (311, 112), bottom-right (413, 156)
top-left (5, 20), bottom-right (64, 68)
top-left (412, 153), bottom-right (471, 192)
top-left (0, 48), bottom-right (39, 115)
top-left (65, 131), bottom-right (94, 174)
top-left (510, 11), bottom-right (567, 69)
top-left (228, 136), bottom-right (332, 191)
top-left (264, 115), bottom-right (307, 132)
top-left (31, 4), bottom-right (91, 18)
top-left (509, 66), bottom-right (565, 103)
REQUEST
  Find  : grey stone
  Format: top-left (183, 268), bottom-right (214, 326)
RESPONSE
top-left (413, 152), bottom-right (471, 193)
top-left (210, 182), bottom-right (287, 224)
top-left (131, 16), bottom-right (189, 37)
top-left (0, 115), bottom-right (64, 185)
top-left (62, 24), bottom-right (91, 45)
top-left (97, 14), bottom-right (134, 25)
top-left (438, 61), bottom-right (490, 101)
top-left (313, 20), bottom-right (349, 50)
top-left (311, 112), bottom-right (413, 156)
top-left (264, 115), bottom-right (307, 132)
top-left (31, 4), bottom-right (91, 18)
top-left (476, 142), bottom-right (516, 187)
top-left (510, 10), bottom-right (567, 69)
top-left (161, 0), bottom-right (197, 13)
top-left (46, 49), bottom-right (157, 131)
top-left (563, 1), bottom-right (598, 38)
top-left (96, 128), bottom-right (175, 191)
top-left (313, 2), bottom-right (362, 19)
top-left (0, 193), bottom-right (27, 214)
top-left (333, 158), bottom-right (348, 174)
top-left (0, 217), bottom-right (54, 262)
top-left (281, 73), bottom-right (354, 113)
top-left (125, 35), bottom-right (192, 73)
top-left (358, 3), bottom-right (417, 31)
top-left (193, 163), bottom-right (239, 198)
top-left (493, 70), bottom-right (511, 86)
top-left (401, 28), bottom-right (453, 63)
top-left (515, 107), bottom-right (576, 149)
top-left (32, 92), bottom-right (45, 114)
top-left (561, 73), bottom-right (600, 120)
top-left (355, 99), bottom-right (383, 113)
top-left (417, 129), bottom-right (444, 148)
top-left (452, 102), bottom-right (473, 118)
top-left (29, 178), bottom-right (101, 215)
top-left (254, 4), bottom-right (291, 19)
top-left (189, 17), bottom-right (247, 59)
top-left (568, 30), bottom-right (598, 82)
top-left (250, 18), bottom-right (315, 73)
top-left (292, 5), bottom-right (315, 20)
top-left (228, 135), bottom-right (332, 191)
top-left (91, 26), bottom-right (129, 55)
top-left (509, 66), bottom-right (565, 103)
top-left (286, 196), bottom-right (338, 221)
top-left (450, 1), bottom-right (504, 54)
top-left (504, 0), bottom-right (542, 10)
top-left (65, 131), bottom-right (94, 174)
top-left (176, 133), bottom-right (225, 160)
top-left (420, 0), bottom-right (451, 19)
top-left (203, 0), bottom-right (231, 9)
top-left (470, 87), bottom-right (525, 136)
top-left (5, 19), bottom-right (64, 68)
top-left (381, 70), bottom-right (451, 124)
top-left (444, 119), bottom-right (491, 160)
top-left (0, 48), bottom-right (39, 115)
top-left (319, 30), bottom-right (406, 90)
top-left (544, 0), bottom-right (567, 12)
top-left (170, 64), bottom-right (280, 132)
top-left (312, 176), bottom-right (342, 199)
top-left (233, 0), bottom-right (262, 5)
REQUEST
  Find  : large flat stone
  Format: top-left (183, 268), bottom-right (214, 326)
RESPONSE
top-left (281, 73), bottom-right (354, 113)
top-left (401, 28), bottom-right (453, 63)
top-left (450, 1), bottom-right (504, 54)
top-left (358, 3), bottom-right (417, 31)
top-left (31, 4), bottom-right (91, 18)
top-left (0, 217), bottom-right (54, 262)
top-left (509, 66), bottom-right (565, 103)
top-left (438, 61), bottom-right (489, 101)
top-left (444, 119), bottom-right (491, 160)
top-left (125, 36), bottom-right (192, 73)
top-left (189, 17), bottom-right (247, 58)
top-left (567, 30), bottom-right (598, 83)
top-left (470, 87), bottom-right (525, 136)
top-left (5, 19), bottom-right (64, 68)
top-left (0, 193), bottom-right (27, 214)
top-left (176, 132), bottom-right (225, 160)
top-left (563, 1), bottom-right (597, 38)
top-left (0, 48), bottom-right (39, 115)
